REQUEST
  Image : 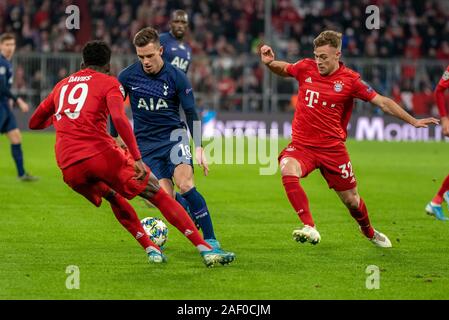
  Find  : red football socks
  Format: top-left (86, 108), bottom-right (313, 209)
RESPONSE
top-left (349, 198), bottom-right (375, 239)
top-left (148, 188), bottom-right (212, 251)
top-left (108, 193), bottom-right (160, 252)
top-left (282, 175), bottom-right (315, 227)
top-left (432, 174), bottom-right (449, 205)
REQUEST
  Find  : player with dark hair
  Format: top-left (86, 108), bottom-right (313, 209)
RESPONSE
top-left (160, 9), bottom-right (193, 214)
top-left (260, 30), bottom-right (439, 247)
top-left (160, 10), bottom-right (192, 73)
top-left (111, 27), bottom-right (229, 251)
top-left (425, 66), bottom-right (449, 220)
top-left (159, 11), bottom-right (220, 237)
top-left (29, 40), bottom-right (235, 267)
top-left (0, 33), bottom-right (37, 181)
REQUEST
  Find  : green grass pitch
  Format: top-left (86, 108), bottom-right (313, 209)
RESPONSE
top-left (1, 132), bottom-right (448, 299)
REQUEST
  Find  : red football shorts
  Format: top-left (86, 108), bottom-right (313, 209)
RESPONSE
top-left (61, 146), bottom-right (150, 207)
top-left (278, 142), bottom-right (357, 191)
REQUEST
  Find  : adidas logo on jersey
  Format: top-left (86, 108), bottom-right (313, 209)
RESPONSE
top-left (305, 77), bottom-right (312, 83)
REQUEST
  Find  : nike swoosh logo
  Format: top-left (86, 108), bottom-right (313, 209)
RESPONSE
top-left (131, 86), bottom-right (140, 90)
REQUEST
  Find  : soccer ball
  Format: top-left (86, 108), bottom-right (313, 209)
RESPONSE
top-left (141, 217), bottom-right (168, 247)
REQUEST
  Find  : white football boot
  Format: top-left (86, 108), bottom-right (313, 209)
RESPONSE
top-left (370, 229), bottom-right (392, 248)
top-left (292, 225), bottom-right (321, 245)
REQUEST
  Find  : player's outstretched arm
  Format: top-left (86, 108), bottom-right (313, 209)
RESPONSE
top-left (259, 44), bottom-right (291, 77)
top-left (177, 71), bottom-right (209, 176)
top-left (29, 92), bottom-right (55, 130)
top-left (107, 95), bottom-right (146, 179)
top-left (16, 97), bottom-right (30, 113)
top-left (370, 94), bottom-right (440, 128)
top-left (182, 107), bottom-right (209, 176)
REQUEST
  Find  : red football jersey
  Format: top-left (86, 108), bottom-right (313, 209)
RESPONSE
top-left (34, 69), bottom-right (132, 169)
top-left (437, 65), bottom-right (449, 89)
top-left (287, 58), bottom-right (377, 148)
top-left (435, 65), bottom-right (449, 117)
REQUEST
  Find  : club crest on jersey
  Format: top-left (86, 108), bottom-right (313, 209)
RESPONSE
top-left (163, 83), bottom-right (169, 96)
top-left (333, 80), bottom-right (344, 92)
top-left (443, 71), bottom-right (449, 81)
top-left (361, 80), bottom-right (373, 93)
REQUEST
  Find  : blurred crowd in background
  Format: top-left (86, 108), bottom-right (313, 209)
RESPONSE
top-left (1, 0), bottom-right (449, 115)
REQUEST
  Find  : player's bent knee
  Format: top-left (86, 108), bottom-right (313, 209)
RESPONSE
top-left (177, 180), bottom-right (194, 194)
top-left (7, 129), bottom-right (22, 144)
top-left (280, 158), bottom-right (301, 177)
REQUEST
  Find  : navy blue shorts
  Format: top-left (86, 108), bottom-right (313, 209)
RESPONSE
top-left (143, 140), bottom-right (193, 180)
top-left (0, 105), bottom-right (18, 134)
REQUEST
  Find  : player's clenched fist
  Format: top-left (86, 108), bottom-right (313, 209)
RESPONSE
top-left (260, 44), bottom-right (274, 65)
top-left (134, 159), bottom-right (147, 181)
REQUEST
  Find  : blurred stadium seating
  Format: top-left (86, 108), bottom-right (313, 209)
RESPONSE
top-left (1, 0), bottom-right (449, 115)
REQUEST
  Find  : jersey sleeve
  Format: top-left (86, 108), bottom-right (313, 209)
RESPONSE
top-left (0, 63), bottom-right (18, 102)
top-left (159, 33), bottom-right (168, 47)
top-left (108, 75), bottom-right (127, 137)
top-left (117, 70), bottom-right (129, 99)
top-left (437, 68), bottom-right (449, 89)
top-left (29, 90), bottom-right (55, 129)
top-left (176, 70), bottom-right (202, 147)
top-left (286, 59), bottom-right (307, 80)
top-left (105, 78), bottom-right (141, 160)
top-left (351, 77), bottom-right (377, 102)
top-left (104, 77), bottom-right (126, 100)
top-left (435, 68), bottom-right (449, 117)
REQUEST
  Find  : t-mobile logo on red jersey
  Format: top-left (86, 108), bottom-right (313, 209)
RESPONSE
top-left (305, 89), bottom-right (319, 108)
top-left (304, 89), bottom-right (337, 109)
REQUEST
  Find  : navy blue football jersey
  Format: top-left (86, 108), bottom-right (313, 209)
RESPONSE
top-left (117, 61), bottom-right (200, 157)
top-left (160, 32), bottom-right (192, 73)
top-left (0, 54), bottom-right (15, 108)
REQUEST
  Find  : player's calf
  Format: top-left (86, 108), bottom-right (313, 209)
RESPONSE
top-left (139, 175), bottom-right (234, 267)
top-left (106, 191), bottom-right (164, 253)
